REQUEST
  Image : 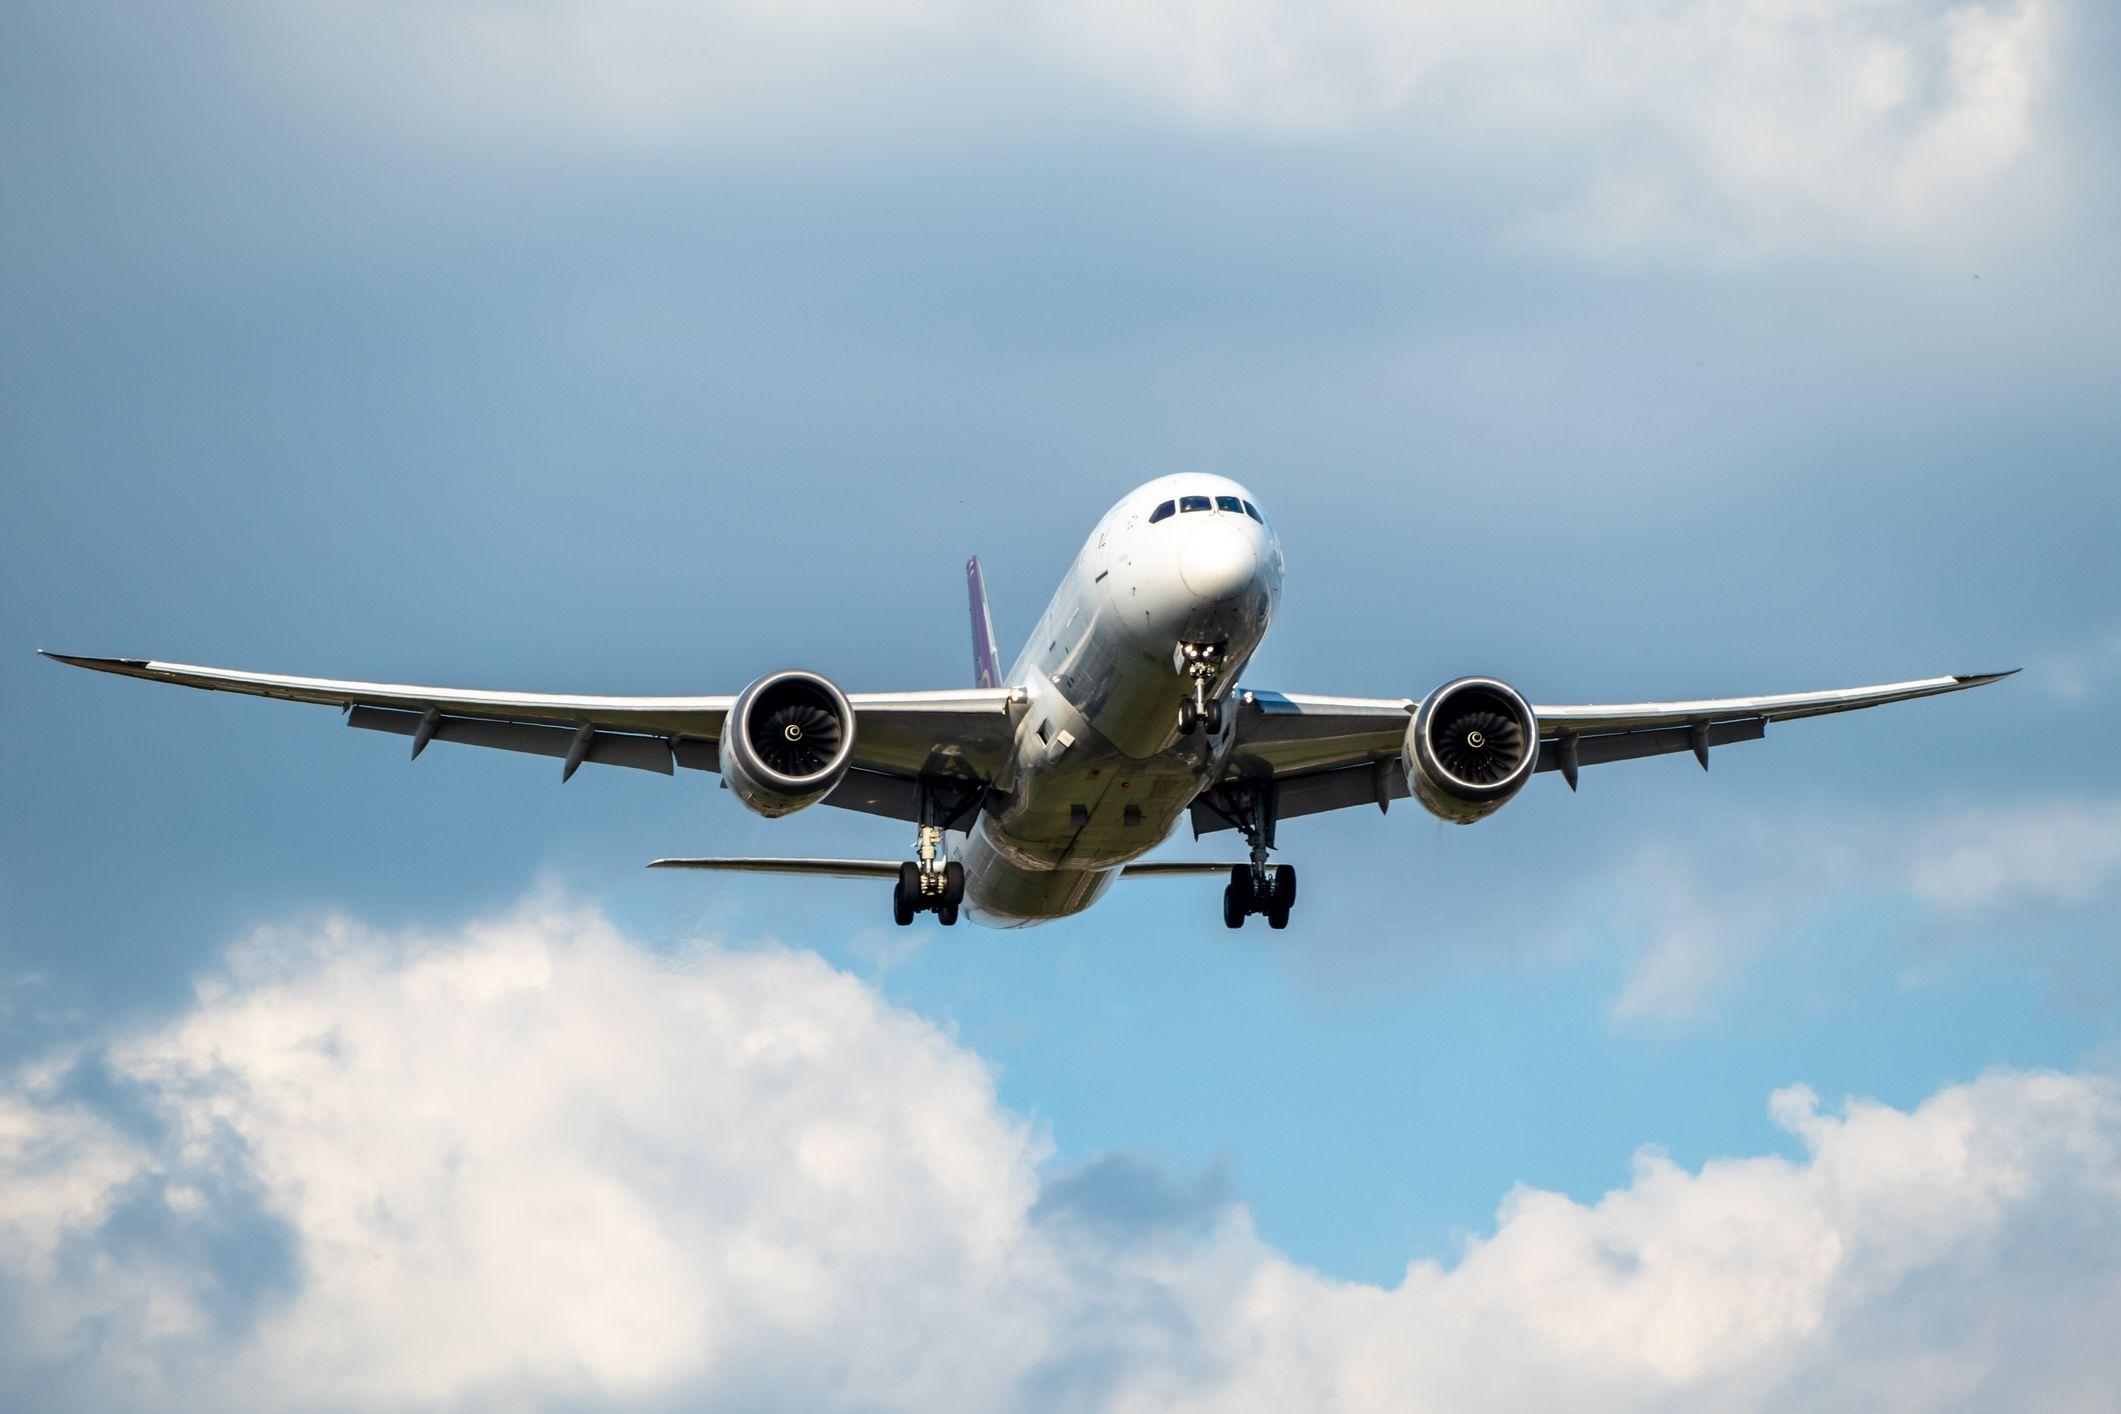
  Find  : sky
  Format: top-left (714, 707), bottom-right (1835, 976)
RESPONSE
top-left (3, 0), bottom-right (2120, 1407)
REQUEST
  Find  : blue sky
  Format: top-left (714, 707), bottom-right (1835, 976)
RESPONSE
top-left (5, 0), bottom-right (2121, 1406)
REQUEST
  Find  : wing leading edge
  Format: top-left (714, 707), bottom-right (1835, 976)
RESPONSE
top-left (1198, 670), bottom-right (2013, 834)
top-left (39, 652), bottom-right (1018, 812)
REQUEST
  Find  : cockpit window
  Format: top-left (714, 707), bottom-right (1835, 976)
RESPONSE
top-left (1215, 495), bottom-right (1243, 514)
top-left (1240, 500), bottom-right (1264, 523)
top-left (1148, 500), bottom-right (1175, 524)
top-left (1179, 495), bottom-right (1211, 513)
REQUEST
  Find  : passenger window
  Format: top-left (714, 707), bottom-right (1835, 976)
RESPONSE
top-left (1241, 500), bottom-right (1264, 523)
top-left (1215, 495), bottom-right (1243, 514)
top-left (1179, 495), bottom-right (1211, 513)
top-left (1148, 500), bottom-right (1175, 524)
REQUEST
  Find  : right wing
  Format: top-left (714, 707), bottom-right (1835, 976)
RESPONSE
top-left (41, 652), bottom-right (1018, 819)
top-left (1197, 672), bottom-right (2012, 834)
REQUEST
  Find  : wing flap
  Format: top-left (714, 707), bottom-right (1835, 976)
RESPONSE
top-left (43, 652), bottom-right (1021, 815)
top-left (1537, 716), bottom-right (1765, 773)
top-left (349, 706), bottom-right (677, 775)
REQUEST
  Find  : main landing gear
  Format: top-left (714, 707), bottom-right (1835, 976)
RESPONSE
top-left (1224, 863), bottom-right (1296, 929)
top-left (1213, 779), bottom-right (1297, 929)
top-left (893, 782), bottom-right (980, 927)
top-left (893, 855), bottom-right (964, 926)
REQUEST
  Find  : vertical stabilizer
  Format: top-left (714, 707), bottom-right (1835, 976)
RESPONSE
top-left (966, 556), bottom-right (1002, 689)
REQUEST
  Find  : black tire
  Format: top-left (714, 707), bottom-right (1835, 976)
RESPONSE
top-left (895, 862), bottom-right (922, 926)
top-left (943, 861), bottom-right (966, 906)
top-left (1267, 906), bottom-right (1290, 930)
top-left (1202, 700), bottom-right (1224, 734)
top-left (1273, 865), bottom-right (1297, 910)
top-left (938, 903), bottom-right (959, 927)
top-left (1229, 864), bottom-right (1251, 896)
top-left (1178, 700), bottom-right (1199, 735)
top-left (1222, 884), bottom-right (1245, 929)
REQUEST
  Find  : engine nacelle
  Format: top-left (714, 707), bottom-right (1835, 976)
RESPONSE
top-left (720, 670), bottom-right (857, 818)
top-left (1404, 677), bottom-right (1540, 824)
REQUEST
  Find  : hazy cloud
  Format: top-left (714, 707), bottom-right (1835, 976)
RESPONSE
top-left (5, 899), bottom-right (2121, 1409)
top-left (1906, 799), bottom-right (2121, 912)
top-left (1049, 0), bottom-right (2057, 258)
top-left (1604, 792), bottom-right (2121, 1025)
top-left (185, 0), bottom-right (2065, 261)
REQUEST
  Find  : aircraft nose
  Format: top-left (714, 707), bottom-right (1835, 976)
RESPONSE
top-left (1179, 521), bottom-right (1261, 603)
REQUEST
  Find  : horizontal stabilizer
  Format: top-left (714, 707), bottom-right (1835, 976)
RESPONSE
top-left (648, 857), bottom-right (1251, 879)
top-left (648, 858), bottom-right (901, 878)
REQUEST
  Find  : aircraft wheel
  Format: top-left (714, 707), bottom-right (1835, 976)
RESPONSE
top-left (939, 903), bottom-right (960, 927)
top-left (1222, 883), bottom-right (1245, 929)
top-left (1267, 906), bottom-right (1290, 930)
top-left (1178, 700), bottom-right (1199, 735)
top-left (943, 861), bottom-right (966, 906)
top-left (1202, 700), bottom-right (1224, 734)
top-left (894, 863), bottom-right (921, 926)
top-left (1273, 865), bottom-right (1297, 910)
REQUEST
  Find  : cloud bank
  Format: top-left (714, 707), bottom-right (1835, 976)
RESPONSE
top-left (211, 0), bottom-right (2061, 260)
top-left (4, 899), bottom-right (2120, 1410)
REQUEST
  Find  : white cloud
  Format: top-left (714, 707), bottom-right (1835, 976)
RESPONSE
top-left (5, 898), bottom-right (2121, 1409)
top-left (1601, 793), bottom-right (2121, 1025)
top-left (2, 902), bottom-right (1055, 1408)
top-left (219, 0), bottom-right (2060, 260)
top-left (1907, 799), bottom-right (2121, 911)
top-left (1608, 850), bottom-right (1780, 1024)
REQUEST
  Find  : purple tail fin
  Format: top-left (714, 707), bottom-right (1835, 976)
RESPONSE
top-left (966, 556), bottom-right (1002, 689)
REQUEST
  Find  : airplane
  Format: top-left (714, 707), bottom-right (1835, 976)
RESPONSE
top-left (43, 472), bottom-right (2012, 930)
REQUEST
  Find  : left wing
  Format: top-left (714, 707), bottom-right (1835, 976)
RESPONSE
top-left (1199, 671), bottom-right (2013, 833)
top-left (40, 652), bottom-right (1017, 817)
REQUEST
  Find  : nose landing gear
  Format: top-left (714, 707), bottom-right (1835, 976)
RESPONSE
top-left (1178, 695), bottom-right (1224, 736)
top-left (1176, 641), bottom-right (1227, 736)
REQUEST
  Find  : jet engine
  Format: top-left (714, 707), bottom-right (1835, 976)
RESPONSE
top-left (1404, 677), bottom-right (1540, 824)
top-left (720, 670), bottom-right (857, 817)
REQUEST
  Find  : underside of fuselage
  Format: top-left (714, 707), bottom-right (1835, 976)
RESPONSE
top-left (958, 473), bottom-right (1283, 927)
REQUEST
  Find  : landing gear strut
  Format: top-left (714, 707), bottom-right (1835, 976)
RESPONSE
top-left (892, 781), bottom-right (978, 927)
top-left (1214, 780), bottom-right (1295, 929)
top-left (1176, 641), bottom-right (1226, 736)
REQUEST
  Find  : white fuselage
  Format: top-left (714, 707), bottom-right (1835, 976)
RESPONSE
top-left (958, 474), bottom-right (1284, 926)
